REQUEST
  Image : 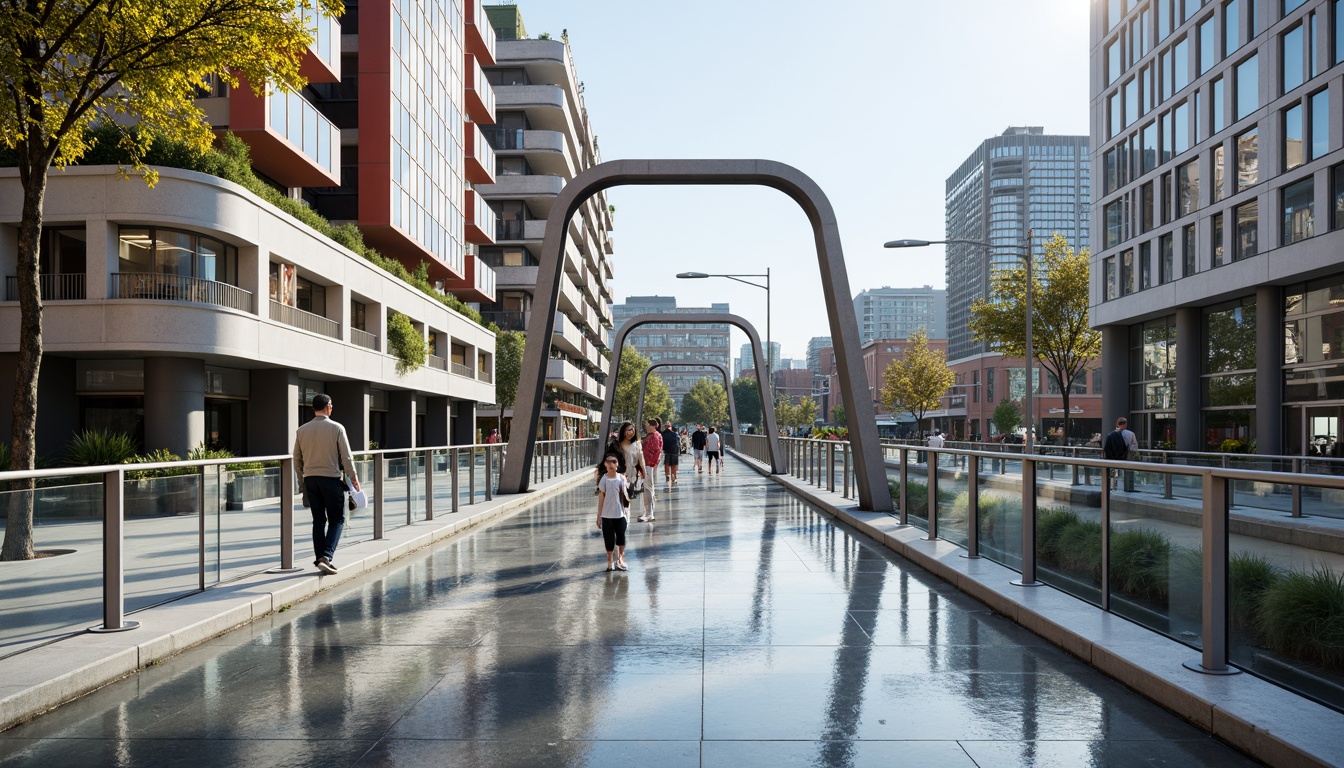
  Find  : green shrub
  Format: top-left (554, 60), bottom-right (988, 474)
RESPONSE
top-left (1056, 517), bottom-right (1105, 580)
top-left (1229, 552), bottom-right (1283, 630)
top-left (1255, 567), bottom-right (1344, 670)
top-left (65, 429), bottom-right (138, 467)
top-left (1109, 527), bottom-right (1172, 602)
top-left (388, 311), bottom-right (428, 375)
top-left (125, 449), bottom-right (193, 479)
top-left (1036, 508), bottom-right (1081, 560)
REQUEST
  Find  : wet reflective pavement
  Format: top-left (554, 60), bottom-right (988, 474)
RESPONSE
top-left (0, 460), bottom-right (1260, 767)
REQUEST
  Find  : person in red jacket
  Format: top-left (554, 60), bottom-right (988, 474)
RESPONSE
top-left (640, 418), bottom-right (663, 522)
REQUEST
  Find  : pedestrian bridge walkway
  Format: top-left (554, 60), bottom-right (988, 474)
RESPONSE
top-left (0, 458), bottom-right (1275, 767)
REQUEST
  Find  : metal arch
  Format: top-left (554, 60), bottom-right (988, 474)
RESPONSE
top-left (498, 159), bottom-right (892, 512)
top-left (602, 313), bottom-right (781, 473)
top-left (636, 362), bottom-right (739, 442)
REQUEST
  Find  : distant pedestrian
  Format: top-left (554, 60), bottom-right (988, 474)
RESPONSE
top-left (485, 428), bottom-right (500, 444)
top-left (692, 424), bottom-right (708, 472)
top-left (611, 421), bottom-right (648, 519)
top-left (662, 420), bottom-right (680, 485)
top-left (292, 394), bottom-right (361, 575)
top-left (1103, 417), bottom-right (1139, 491)
top-left (640, 419), bottom-right (662, 521)
top-left (705, 426), bottom-right (722, 473)
top-left (594, 452), bottom-right (630, 571)
top-left (926, 429), bottom-right (945, 467)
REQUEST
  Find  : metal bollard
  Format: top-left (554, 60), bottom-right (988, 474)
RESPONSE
top-left (91, 468), bottom-right (140, 633)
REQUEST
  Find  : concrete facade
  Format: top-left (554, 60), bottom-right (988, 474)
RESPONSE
top-left (1091, 0), bottom-right (1344, 454)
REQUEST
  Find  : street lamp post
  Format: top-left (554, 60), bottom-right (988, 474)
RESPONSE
top-left (676, 269), bottom-right (772, 404)
top-left (886, 232), bottom-right (1041, 588)
top-left (884, 232), bottom-right (1034, 450)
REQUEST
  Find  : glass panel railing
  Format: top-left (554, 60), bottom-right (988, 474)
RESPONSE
top-left (216, 464), bottom-right (283, 582)
top-left (937, 454), bottom-right (970, 548)
top-left (1035, 468), bottom-right (1103, 606)
top-left (1108, 468), bottom-right (1203, 649)
top-left (123, 473), bottom-right (201, 612)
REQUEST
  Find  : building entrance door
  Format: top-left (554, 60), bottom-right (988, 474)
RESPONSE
top-left (205, 398), bottom-right (246, 455)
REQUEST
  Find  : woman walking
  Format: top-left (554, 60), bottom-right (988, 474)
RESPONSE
top-left (705, 425), bottom-right (722, 473)
top-left (594, 452), bottom-right (630, 571)
top-left (610, 421), bottom-right (649, 520)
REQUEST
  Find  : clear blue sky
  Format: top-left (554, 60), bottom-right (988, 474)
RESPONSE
top-left (510, 0), bottom-right (1090, 361)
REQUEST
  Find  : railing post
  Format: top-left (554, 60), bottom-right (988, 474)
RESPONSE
top-left (486, 445), bottom-right (494, 501)
top-left (469, 446), bottom-right (477, 503)
top-left (406, 451), bottom-right (414, 526)
top-left (898, 448), bottom-right (909, 526)
top-left (91, 468), bottom-right (139, 633)
top-left (1100, 475), bottom-right (1111, 611)
top-left (926, 450), bottom-right (939, 542)
top-left (1291, 458), bottom-right (1303, 518)
top-left (963, 454), bottom-right (980, 559)
top-left (1184, 471), bottom-right (1239, 676)
top-left (425, 449), bottom-right (435, 521)
top-left (266, 459), bottom-right (303, 574)
top-left (373, 453), bottom-right (385, 538)
top-left (1163, 452), bottom-right (1174, 500)
top-left (1072, 448), bottom-right (1081, 486)
top-left (843, 444), bottom-right (851, 499)
top-left (1223, 454), bottom-right (1236, 508)
top-left (450, 448), bottom-right (460, 515)
top-left (198, 466), bottom-right (207, 591)
top-left (827, 443), bottom-right (836, 492)
top-left (1012, 458), bottom-right (1041, 587)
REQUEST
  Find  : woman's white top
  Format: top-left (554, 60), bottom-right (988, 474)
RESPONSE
top-left (621, 440), bottom-right (643, 484)
top-left (597, 474), bottom-right (628, 518)
top-left (706, 433), bottom-right (721, 452)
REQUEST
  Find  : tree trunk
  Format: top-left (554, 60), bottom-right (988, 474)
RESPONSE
top-left (2, 134), bottom-right (49, 561)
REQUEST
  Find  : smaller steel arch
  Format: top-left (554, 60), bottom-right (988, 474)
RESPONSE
top-left (636, 362), bottom-right (740, 438)
top-left (602, 312), bottom-right (783, 473)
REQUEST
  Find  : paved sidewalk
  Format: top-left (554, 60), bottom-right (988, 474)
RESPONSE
top-left (0, 459), bottom-right (1260, 767)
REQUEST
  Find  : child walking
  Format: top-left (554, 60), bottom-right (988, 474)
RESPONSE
top-left (595, 452), bottom-right (630, 572)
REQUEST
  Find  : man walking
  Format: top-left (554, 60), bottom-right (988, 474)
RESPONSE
top-left (293, 394), bottom-right (361, 574)
top-left (639, 418), bottom-right (663, 522)
top-left (691, 424), bottom-right (708, 473)
top-left (1102, 416), bottom-right (1139, 491)
top-left (662, 420), bottom-right (680, 486)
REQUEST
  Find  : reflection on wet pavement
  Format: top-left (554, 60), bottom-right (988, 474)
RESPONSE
top-left (0, 462), bottom-right (1260, 767)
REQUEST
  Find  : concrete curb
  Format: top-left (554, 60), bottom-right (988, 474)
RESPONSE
top-left (730, 449), bottom-right (1344, 768)
top-left (0, 469), bottom-right (593, 734)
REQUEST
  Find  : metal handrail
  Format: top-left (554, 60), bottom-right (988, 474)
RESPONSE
top-left (269, 300), bottom-right (339, 338)
top-left (111, 272), bottom-right (253, 312)
top-left (350, 327), bottom-right (378, 351)
top-left (5, 273), bottom-right (86, 301)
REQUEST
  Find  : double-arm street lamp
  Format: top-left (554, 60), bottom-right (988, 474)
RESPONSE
top-left (676, 269), bottom-right (772, 402)
top-left (884, 232), bottom-right (1035, 452)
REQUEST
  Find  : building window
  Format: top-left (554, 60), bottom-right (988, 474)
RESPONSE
top-left (118, 227), bottom-right (238, 285)
top-left (1121, 248), bottom-right (1136, 296)
top-left (1125, 78), bottom-right (1139, 127)
top-left (1282, 176), bottom-right (1315, 243)
top-left (1285, 103), bottom-right (1304, 170)
top-left (1105, 199), bottom-right (1124, 247)
top-left (1160, 232), bottom-right (1175, 284)
top-left (1237, 127), bottom-right (1259, 191)
top-left (1213, 211), bottom-right (1226, 267)
top-left (1310, 88), bottom-right (1330, 159)
top-left (1141, 241), bottom-right (1153, 290)
top-left (1200, 15), bottom-right (1219, 74)
top-left (1142, 121), bottom-right (1158, 173)
top-left (1214, 144), bottom-right (1227, 201)
top-left (1175, 36), bottom-right (1191, 92)
top-left (1203, 297), bottom-right (1257, 449)
top-left (1110, 92), bottom-right (1123, 139)
top-left (1333, 163), bottom-right (1344, 229)
top-left (1175, 100), bottom-right (1191, 154)
top-left (1336, 0), bottom-right (1344, 63)
top-left (1183, 223), bottom-right (1197, 276)
top-left (1225, 0), bottom-right (1242, 52)
top-left (1179, 159), bottom-right (1200, 214)
top-left (1235, 199), bottom-right (1259, 260)
top-left (1130, 316), bottom-right (1178, 426)
top-left (1283, 23), bottom-right (1305, 92)
top-left (1162, 171), bottom-right (1174, 222)
top-left (1162, 109), bottom-right (1175, 162)
top-left (1105, 256), bottom-right (1118, 300)
top-left (1141, 182), bottom-right (1155, 232)
top-left (1236, 54), bottom-right (1259, 120)
top-left (1108, 39), bottom-right (1123, 84)
top-left (1212, 76), bottom-right (1226, 133)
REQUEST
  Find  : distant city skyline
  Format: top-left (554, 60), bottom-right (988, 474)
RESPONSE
top-left (510, 0), bottom-right (1089, 360)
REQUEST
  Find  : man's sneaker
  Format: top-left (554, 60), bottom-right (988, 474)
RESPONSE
top-left (317, 558), bottom-right (338, 575)
top-left (637, 515), bottom-right (648, 523)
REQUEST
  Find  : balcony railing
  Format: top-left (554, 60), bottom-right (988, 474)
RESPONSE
top-left (451, 362), bottom-right (474, 378)
top-left (269, 300), bottom-right (339, 339)
top-left (112, 273), bottom-right (253, 313)
top-left (351, 327), bottom-right (378, 351)
top-left (479, 310), bottom-right (527, 332)
top-left (481, 126), bottom-right (524, 150)
top-left (426, 354), bottom-right (447, 371)
top-left (6, 273), bottom-right (86, 301)
top-left (496, 220), bottom-right (526, 241)
top-left (478, 368), bottom-right (494, 384)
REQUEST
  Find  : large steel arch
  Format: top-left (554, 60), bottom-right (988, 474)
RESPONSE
top-left (636, 362), bottom-right (740, 439)
top-left (499, 159), bottom-right (893, 512)
top-left (602, 314), bottom-right (777, 471)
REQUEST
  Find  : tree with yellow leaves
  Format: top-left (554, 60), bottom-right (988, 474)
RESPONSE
top-left (881, 328), bottom-right (954, 438)
top-left (1, 0), bottom-right (342, 560)
top-left (967, 233), bottom-right (1101, 445)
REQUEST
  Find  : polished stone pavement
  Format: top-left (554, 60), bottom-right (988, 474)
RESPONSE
top-left (0, 459), bottom-right (1260, 767)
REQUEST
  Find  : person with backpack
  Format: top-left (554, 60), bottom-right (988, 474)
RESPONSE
top-left (1102, 416), bottom-right (1139, 491)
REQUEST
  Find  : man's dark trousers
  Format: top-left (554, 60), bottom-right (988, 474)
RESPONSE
top-left (305, 475), bottom-right (347, 563)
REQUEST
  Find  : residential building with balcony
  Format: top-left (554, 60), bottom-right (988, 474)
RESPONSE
top-left (0, 0), bottom-right (502, 456)
top-left (474, 5), bottom-right (617, 439)
top-left (1091, 0), bottom-right (1344, 455)
top-left (612, 297), bottom-right (731, 411)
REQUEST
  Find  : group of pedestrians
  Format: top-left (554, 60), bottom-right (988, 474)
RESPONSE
top-left (594, 419), bottom-right (726, 572)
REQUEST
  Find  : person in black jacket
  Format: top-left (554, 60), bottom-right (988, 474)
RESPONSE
top-left (661, 421), bottom-right (680, 485)
top-left (691, 424), bottom-right (708, 473)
